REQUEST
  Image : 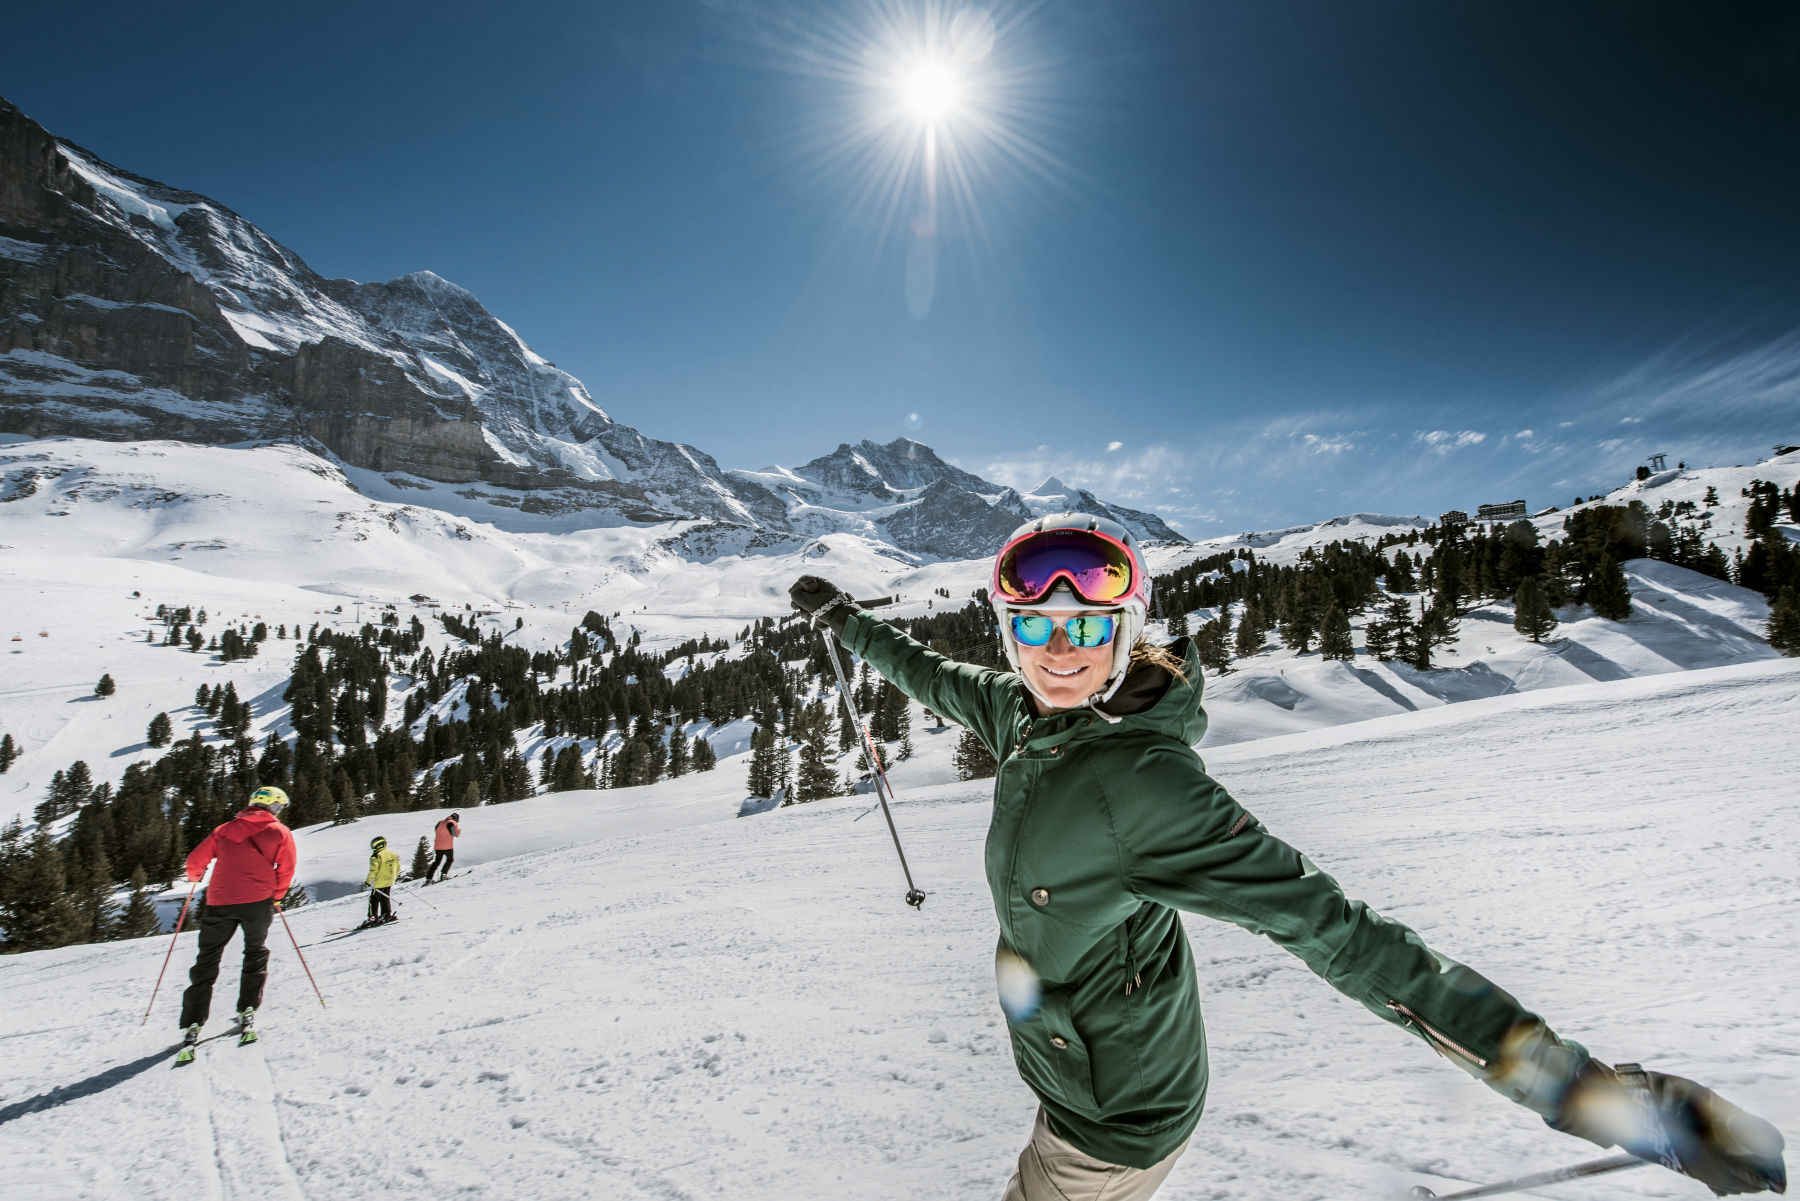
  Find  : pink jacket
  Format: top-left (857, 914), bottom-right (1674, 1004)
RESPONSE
top-left (434, 817), bottom-right (460, 851)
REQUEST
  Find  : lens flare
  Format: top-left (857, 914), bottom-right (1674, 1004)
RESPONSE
top-left (995, 948), bottom-right (1041, 1021)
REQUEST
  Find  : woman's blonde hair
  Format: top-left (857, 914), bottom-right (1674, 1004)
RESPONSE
top-left (1128, 638), bottom-right (1189, 682)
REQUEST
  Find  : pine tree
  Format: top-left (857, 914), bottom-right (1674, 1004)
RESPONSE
top-left (1, 827), bottom-right (82, 951)
top-left (795, 719), bottom-right (838, 803)
top-left (1588, 554), bottom-right (1633, 621)
top-left (1768, 587), bottom-right (1800, 657)
top-left (898, 730), bottom-right (915, 760)
top-left (953, 729), bottom-right (997, 781)
top-left (0, 732), bottom-right (15, 773)
top-left (691, 734), bottom-right (717, 771)
top-left (1233, 611), bottom-right (1264, 658)
top-left (666, 726), bottom-right (689, 778)
top-left (1401, 598), bottom-right (1432, 670)
top-left (146, 711), bottom-right (173, 748)
top-left (745, 723), bottom-right (776, 799)
top-left (1512, 576), bottom-right (1558, 643)
top-left (73, 845), bottom-right (120, 943)
top-left (410, 835), bottom-right (431, 880)
top-left (1318, 603), bottom-right (1355, 661)
top-left (461, 780), bottom-right (481, 811)
top-left (94, 673), bottom-right (116, 698)
top-left (114, 867), bottom-right (162, 939)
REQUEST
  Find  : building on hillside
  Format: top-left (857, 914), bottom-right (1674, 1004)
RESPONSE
top-left (1439, 510), bottom-right (1468, 530)
top-left (1476, 499), bottom-right (1528, 522)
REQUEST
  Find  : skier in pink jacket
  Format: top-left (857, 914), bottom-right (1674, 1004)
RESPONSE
top-left (426, 812), bottom-right (459, 884)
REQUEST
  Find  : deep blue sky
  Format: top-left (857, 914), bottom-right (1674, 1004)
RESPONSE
top-left (7, 1), bottom-right (1800, 535)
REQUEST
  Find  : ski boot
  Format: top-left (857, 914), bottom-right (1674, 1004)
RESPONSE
top-left (237, 1008), bottom-right (258, 1045)
top-left (175, 1023), bottom-right (202, 1064)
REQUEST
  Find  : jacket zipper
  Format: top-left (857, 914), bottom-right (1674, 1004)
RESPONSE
top-left (1123, 915), bottom-right (1143, 996)
top-left (1386, 1000), bottom-right (1487, 1069)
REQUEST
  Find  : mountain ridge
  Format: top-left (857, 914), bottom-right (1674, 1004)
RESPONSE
top-left (0, 97), bottom-right (1187, 556)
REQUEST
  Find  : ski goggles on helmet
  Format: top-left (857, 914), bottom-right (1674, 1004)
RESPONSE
top-left (993, 527), bottom-right (1140, 607)
top-left (1010, 613), bottom-right (1118, 648)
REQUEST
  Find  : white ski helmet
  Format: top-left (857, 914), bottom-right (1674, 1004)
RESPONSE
top-left (989, 512), bottom-right (1152, 709)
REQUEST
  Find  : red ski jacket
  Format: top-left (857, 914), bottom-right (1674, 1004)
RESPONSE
top-left (434, 816), bottom-right (459, 851)
top-left (186, 808), bottom-right (297, 905)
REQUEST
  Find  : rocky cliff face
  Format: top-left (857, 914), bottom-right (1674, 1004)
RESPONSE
top-left (0, 97), bottom-right (770, 524)
top-left (0, 96), bottom-right (1188, 555)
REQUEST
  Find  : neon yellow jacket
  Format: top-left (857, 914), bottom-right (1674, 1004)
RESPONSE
top-left (365, 848), bottom-right (400, 889)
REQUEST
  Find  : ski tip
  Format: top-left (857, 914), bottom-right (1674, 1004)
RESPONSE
top-left (1406, 1188), bottom-right (1438, 1200)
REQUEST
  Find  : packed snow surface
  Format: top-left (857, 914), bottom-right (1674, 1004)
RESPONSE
top-left (1, 658), bottom-right (1795, 1200)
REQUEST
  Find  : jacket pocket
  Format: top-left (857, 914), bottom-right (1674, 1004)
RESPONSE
top-left (1006, 987), bottom-right (1100, 1116)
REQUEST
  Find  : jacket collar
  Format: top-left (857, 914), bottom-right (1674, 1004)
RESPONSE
top-left (1017, 637), bottom-right (1206, 749)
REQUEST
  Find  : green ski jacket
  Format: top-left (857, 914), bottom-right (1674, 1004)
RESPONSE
top-left (843, 611), bottom-right (1587, 1169)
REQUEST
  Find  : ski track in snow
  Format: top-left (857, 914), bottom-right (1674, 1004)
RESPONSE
top-left (0, 658), bottom-right (1796, 1199)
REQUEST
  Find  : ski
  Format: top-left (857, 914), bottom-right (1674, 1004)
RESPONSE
top-left (421, 871), bottom-right (469, 886)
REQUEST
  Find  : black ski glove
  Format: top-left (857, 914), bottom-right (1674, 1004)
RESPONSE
top-left (788, 575), bottom-right (859, 639)
top-left (1553, 1060), bottom-right (1787, 1195)
top-left (358, 882), bottom-right (369, 893)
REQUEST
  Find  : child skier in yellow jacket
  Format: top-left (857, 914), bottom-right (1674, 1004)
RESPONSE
top-left (360, 836), bottom-right (401, 927)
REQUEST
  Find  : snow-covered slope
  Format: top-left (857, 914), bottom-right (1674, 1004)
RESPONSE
top-left (1, 657), bottom-right (1795, 1200)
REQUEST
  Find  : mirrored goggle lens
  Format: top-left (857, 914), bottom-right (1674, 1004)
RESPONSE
top-left (1010, 614), bottom-right (1117, 648)
top-left (996, 533), bottom-right (1133, 604)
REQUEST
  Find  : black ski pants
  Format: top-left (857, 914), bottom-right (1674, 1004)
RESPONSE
top-left (179, 898), bottom-right (274, 1028)
top-left (368, 886), bottom-right (392, 921)
top-left (428, 848), bottom-right (453, 880)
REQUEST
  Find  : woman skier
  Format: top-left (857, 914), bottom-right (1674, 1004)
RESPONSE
top-left (176, 785), bottom-right (295, 1059)
top-left (789, 512), bottom-right (1785, 1201)
top-left (426, 812), bottom-right (460, 884)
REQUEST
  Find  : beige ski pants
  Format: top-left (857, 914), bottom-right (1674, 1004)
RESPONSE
top-left (1001, 1109), bottom-right (1190, 1201)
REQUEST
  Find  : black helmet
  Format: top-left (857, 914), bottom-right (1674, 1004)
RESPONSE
top-left (370, 836), bottom-right (387, 852)
top-left (449, 812), bottom-right (460, 821)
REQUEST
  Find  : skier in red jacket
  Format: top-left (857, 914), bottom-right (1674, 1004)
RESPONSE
top-left (178, 787), bottom-right (297, 1053)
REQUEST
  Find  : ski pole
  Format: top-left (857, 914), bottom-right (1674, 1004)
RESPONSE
top-left (816, 623), bottom-right (925, 909)
top-left (141, 879), bottom-right (199, 1025)
top-left (276, 904), bottom-right (327, 1008)
top-left (1406, 1153), bottom-right (1646, 1200)
top-left (395, 880), bottom-right (437, 909)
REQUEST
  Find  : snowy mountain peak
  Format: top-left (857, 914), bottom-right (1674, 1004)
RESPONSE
top-left (0, 95), bottom-right (1190, 556)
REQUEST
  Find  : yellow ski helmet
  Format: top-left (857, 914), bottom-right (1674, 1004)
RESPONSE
top-left (248, 786), bottom-right (289, 814)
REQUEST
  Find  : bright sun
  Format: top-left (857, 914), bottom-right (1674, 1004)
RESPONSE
top-left (902, 61), bottom-right (961, 121)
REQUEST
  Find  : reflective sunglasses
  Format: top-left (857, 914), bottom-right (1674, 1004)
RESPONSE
top-left (994, 529), bottom-right (1137, 606)
top-left (1010, 613), bottom-right (1118, 648)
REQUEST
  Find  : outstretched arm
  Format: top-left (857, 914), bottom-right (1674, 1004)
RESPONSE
top-left (1109, 753), bottom-right (1785, 1196)
top-left (789, 577), bottom-right (1020, 759)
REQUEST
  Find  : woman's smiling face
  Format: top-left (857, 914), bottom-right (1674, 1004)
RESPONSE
top-left (1014, 609), bottom-right (1115, 711)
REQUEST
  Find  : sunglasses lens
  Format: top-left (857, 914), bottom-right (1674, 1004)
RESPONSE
top-left (1010, 615), bottom-right (1056, 646)
top-left (997, 531), bottom-right (1133, 604)
top-left (1065, 615), bottom-right (1117, 647)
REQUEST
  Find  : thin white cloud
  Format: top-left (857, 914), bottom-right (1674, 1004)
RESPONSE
top-left (1301, 433), bottom-right (1354, 454)
top-left (1414, 429), bottom-right (1487, 453)
top-left (1105, 441), bottom-right (1122, 452)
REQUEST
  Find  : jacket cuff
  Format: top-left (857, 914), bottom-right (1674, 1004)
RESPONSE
top-left (1483, 1019), bottom-right (1591, 1124)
